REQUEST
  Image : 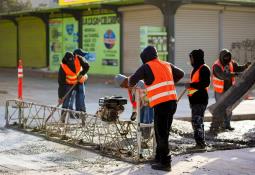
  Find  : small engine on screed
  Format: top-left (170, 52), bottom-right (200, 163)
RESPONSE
top-left (96, 96), bottom-right (127, 122)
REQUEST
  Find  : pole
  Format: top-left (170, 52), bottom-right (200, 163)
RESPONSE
top-left (177, 88), bottom-right (186, 102)
top-left (45, 83), bottom-right (77, 123)
top-left (135, 88), bottom-right (142, 159)
top-left (17, 59), bottom-right (23, 100)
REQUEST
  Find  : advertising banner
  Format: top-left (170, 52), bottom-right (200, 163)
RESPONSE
top-left (82, 14), bottom-right (120, 75)
top-left (59, 0), bottom-right (101, 6)
top-left (140, 26), bottom-right (168, 61)
top-left (49, 17), bottom-right (78, 71)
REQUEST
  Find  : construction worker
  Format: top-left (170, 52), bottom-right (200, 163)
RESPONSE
top-left (115, 74), bottom-right (154, 141)
top-left (68, 49), bottom-right (90, 114)
top-left (58, 50), bottom-right (89, 122)
top-left (210, 49), bottom-right (251, 132)
top-left (186, 49), bottom-right (210, 149)
top-left (129, 46), bottom-right (184, 172)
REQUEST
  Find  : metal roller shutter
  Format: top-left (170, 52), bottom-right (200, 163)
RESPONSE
top-left (0, 20), bottom-right (17, 67)
top-left (222, 8), bottom-right (255, 64)
top-left (18, 17), bottom-right (46, 68)
top-left (175, 5), bottom-right (220, 73)
top-left (119, 5), bottom-right (163, 74)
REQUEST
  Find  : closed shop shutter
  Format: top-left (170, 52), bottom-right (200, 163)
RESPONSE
top-left (119, 5), bottom-right (163, 74)
top-left (222, 8), bottom-right (255, 64)
top-left (175, 5), bottom-right (220, 73)
top-left (18, 17), bottom-right (46, 68)
top-left (0, 20), bottom-right (17, 67)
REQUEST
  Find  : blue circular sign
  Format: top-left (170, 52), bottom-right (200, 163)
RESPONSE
top-left (104, 29), bottom-right (116, 49)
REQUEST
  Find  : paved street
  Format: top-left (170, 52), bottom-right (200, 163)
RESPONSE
top-left (0, 68), bottom-right (255, 174)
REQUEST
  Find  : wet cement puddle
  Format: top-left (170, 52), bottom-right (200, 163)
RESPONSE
top-left (170, 120), bottom-right (255, 155)
top-left (5, 119), bottom-right (255, 163)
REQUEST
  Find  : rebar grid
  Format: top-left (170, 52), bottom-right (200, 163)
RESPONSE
top-left (5, 98), bottom-right (154, 163)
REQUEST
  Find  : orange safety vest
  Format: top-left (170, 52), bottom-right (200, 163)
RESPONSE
top-left (187, 64), bottom-right (209, 97)
top-left (61, 56), bottom-right (84, 85)
top-left (145, 59), bottom-right (177, 107)
top-left (212, 59), bottom-right (235, 93)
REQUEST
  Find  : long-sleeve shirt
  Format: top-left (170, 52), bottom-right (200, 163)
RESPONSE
top-left (58, 55), bottom-right (89, 98)
top-left (213, 60), bottom-right (247, 92)
top-left (189, 65), bottom-right (211, 105)
top-left (129, 61), bottom-right (184, 90)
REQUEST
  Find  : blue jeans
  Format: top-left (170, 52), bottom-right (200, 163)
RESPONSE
top-left (140, 106), bottom-right (154, 139)
top-left (140, 106), bottom-right (154, 123)
top-left (62, 84), bottom-right (86, 112)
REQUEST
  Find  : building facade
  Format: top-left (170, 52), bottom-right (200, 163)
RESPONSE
top-left (0, 0), bottom-right (255, 75)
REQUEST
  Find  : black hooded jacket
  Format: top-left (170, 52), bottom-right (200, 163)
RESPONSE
top-left (129, 46), bottom-right (184, 91)
top-left (58, 52), bottom-right (90, 98)
top-left (188, 49), bottom-right (211, 105)
top-left (213, 49), bottom-right (247, 92)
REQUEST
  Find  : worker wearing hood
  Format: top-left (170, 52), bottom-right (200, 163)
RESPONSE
top-left (210, 49), bottom-right (251, 132)
top-left (58, 50), bottom-right (90, 122)
top-left (186, 49), bottom-right (210, 149)
top-left (129, 46), bottom-right (184, 172)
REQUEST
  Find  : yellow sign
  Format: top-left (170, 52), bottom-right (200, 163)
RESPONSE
top-left (59, 0), bottom-right (102, 6)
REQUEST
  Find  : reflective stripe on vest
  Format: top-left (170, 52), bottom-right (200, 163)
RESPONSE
top-left (187, 64), bottom-right (209, 97)
top-left (61, 56), bottom-right (82, 85)
top-left (145, 59), bottom-right (177, 107)
top-left (212, 60), bottom-right (234, 93)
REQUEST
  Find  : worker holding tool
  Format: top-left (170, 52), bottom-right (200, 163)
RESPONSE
top-left (210, 49), bottom-right (251, 133)
top-left (129, 46), bottom-right (184, 172)
top-left (115, 74), bottom-right (154, 141)
top-left (67, 48), bottom-right (90, 116)
top-left (58, 50), bottom-right (89, 123)
top-left (186, 49), bottom-right (210, 149)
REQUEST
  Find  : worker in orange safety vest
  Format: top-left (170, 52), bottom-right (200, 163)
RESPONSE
top-left (129, 46), bottom-right (184, 172)
top-left (186, 49), bottom-right (210, 149)
top-left (210, 49), bottom-right (251, 133)
top-left (58, 51), bottom-right (89, 122)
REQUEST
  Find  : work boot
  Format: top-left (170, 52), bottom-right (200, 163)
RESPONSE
top-left (130, 112), bottom-right (137, 121)
top-left (225, 126), bottom-right (235, 131)
top-left (195, 142), bottom-right (207, 149)
top-left (151, 163), bottom-right (171, 172)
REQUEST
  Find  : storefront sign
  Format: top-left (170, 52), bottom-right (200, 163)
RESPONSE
top-left (59, 0), bottom-right (101, 6)
top-left (82, 14), bottom-right (120, 75)
top-left (140, 26), bottom-right (168, 61)
top-left (49, 17), bottom-right (78, 71)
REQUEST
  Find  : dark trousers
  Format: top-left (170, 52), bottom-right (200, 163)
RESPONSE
top-left (154, 100), bottom-right (177, 166)
top-left (190, 104), bottom-right (207, 145)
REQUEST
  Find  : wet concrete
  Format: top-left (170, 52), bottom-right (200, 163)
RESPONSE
top-left (1, 68), bottom-right (255, 174)
top-left (170, 120), bottom-right (255, 155)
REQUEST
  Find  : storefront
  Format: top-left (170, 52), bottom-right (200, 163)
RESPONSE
top-left (119, 5), bottom-right (164, 74)
top-left (0, 20), bottom-right (17, 67)
top-left (18, 17), bottom-right (46, 68)
top-left (0, 0), bottom-right (255, 74)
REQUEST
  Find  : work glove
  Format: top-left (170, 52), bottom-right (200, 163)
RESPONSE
top-left (78, 74), bottom-right (88, 83)
top-left (120, 77), bottom-right (129, 88)
top-left (245, 62), bottom-right (252, 69)
top-left (58, 98), bottom-right (64, 104)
